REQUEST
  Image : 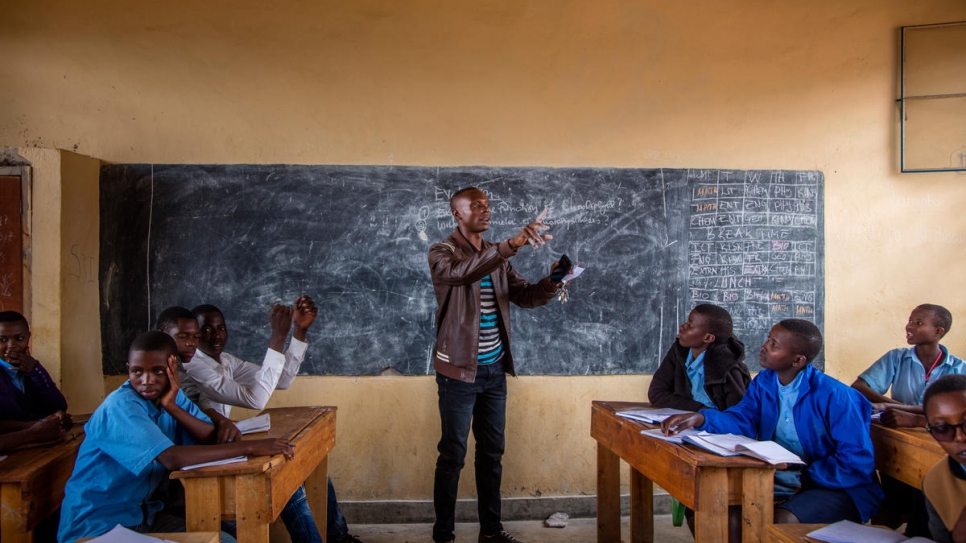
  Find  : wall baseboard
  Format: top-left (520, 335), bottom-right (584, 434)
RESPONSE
top-left (340, 493), bottom-right (672, 525)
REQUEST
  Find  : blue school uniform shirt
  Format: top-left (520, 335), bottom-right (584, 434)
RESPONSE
top-left (685, 350), bottom-right (715, 409)
top-left (858, 346), bottom-right (966, 405)
top-left (698, 364), bottom-right (884, 522)
top-left (773, 370), bottom-right (806, 497)
top-left (0, 359), bottom-right (25, 392)
top-left (58, 382), bottom-right (210, 542)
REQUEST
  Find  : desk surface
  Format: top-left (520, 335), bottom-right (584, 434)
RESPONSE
top-left (870, 421), bottom-right (945, 488)
top-left (592, 401), bottom-right (778, 543)
top-left (0, 425), bottom-right (86, 541)
top-left (172, 406), bottom-right (336, 543)
top-left (172, 406), bottom-right (330, 480)
top-left (765, 523), bottom-right (825, 543)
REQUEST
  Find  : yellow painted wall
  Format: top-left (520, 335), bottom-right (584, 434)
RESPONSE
top-left (17, 149), bottom-right (104, 414)
top-left (6, 0), bottom-right (966, 501)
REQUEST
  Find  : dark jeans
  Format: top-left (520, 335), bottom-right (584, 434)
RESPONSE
top-left (433, 362), bottom-right (507, 543)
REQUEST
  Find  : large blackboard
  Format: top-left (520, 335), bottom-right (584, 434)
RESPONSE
top-left (99, 165), bottom-right (824, 375)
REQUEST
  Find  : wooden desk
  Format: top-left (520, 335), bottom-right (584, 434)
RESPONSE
top-left (765, 523), bottom-right (826, 542)
top-left (0, 428), bottom-right (85, 543)
top-left (592, 401), bottom-right (781, 543)
top-left (870, 421), bottom-right (945, 488)
top-left (171, 406), bottom-right (336, 543)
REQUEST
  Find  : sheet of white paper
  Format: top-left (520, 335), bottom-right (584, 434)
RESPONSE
top-left (180, 455), bottom-right (247, 471)
top-left (694, 432), bottom-right (758, 452)
top-left (736, 440), bottom-right (806, 465)
top-left (82, 524), bottom-right (171, 543)
top-left (806, 520), bottom-right (909, 543)
top-left (235, 413), bottom-right (271, 434)
top-left (682, 433), bottom-right (741, 456)
top-left (871, 411), bottom-right (882, 421)
top-left (641, 428), bottom-right (702, 443)
top-left (561, 266), bottom-right (584, 282)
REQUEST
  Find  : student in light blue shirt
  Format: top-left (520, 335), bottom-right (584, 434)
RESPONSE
top-left (58, 331), bottom-right (295, 543)
top-left (852, 304), bottom-right (966, 429)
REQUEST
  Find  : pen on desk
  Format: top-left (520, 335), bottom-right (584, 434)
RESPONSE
top-left (667, 414), bottom-right (696, 435)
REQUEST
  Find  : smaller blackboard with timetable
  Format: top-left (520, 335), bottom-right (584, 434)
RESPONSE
top-left (686, 169), bottom-right (824, 368)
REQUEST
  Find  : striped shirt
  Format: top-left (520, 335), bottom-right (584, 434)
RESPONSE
top-left (478, 274), bottom-right (504, 365)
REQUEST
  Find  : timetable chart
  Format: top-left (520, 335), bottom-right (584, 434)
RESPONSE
top-left (686, 169), bottom-right (825, 366)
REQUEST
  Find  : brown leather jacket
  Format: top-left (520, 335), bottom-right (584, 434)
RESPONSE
top-left (428, 228), bottom-right (558, 382)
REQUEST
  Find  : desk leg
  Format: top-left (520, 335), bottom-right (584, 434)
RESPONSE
top-left (693, 467), bottom-right (728, 543)
top-left (183, 478), bottom-right (224, 533)
top-left (597, 442), bottom-right (621, 543)
top-left (740, 469), bottom-right (774, 543)
top-left (630, 467), bottom-right (654, 543)
top-left (1, 483), bottom-right (30, 543)
top-left (306, 455), bottom-right (329, 543)
top-left (236, 474), bottom-right (271, 543)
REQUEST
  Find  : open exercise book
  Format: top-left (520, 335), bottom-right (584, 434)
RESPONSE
top-left (641, 429), bottom-right (805, 466)
top-left (615, 407), bottom-right (691, 424)
top-left (805, 520), bottom-right (936, 543)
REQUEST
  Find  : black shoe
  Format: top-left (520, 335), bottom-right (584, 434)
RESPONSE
top-left (340, 535), bottom-right (365, 543)
top-left (479, 531), bottom-right (523, 543)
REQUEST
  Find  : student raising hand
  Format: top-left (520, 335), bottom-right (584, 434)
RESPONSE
top-left (268, 303), bottom-right (294, 353)
top-left (292, 295), bottom-right (318, 342)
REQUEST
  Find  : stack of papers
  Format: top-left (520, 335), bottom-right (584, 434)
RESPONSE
top-left (235, 413), bottom-right (271, 434)
top-left (180, 455), bottom-right (247, 471)
top-left (682, 432), bottom-right (805, 465)
top-left (806, 520), bottom-right (935, 543)
top-left (616, 407), bottom-right (690, 424)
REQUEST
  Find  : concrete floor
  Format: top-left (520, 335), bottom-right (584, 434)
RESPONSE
top-left (348, 516), bottom-right (694, 543)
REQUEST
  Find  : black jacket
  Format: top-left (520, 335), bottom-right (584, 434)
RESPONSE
top-left (647, 338), bottom-right (751, 411)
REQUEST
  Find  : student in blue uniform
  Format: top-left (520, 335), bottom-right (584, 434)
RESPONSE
top-left (662, 319), bottom-right (883, 543)
top-left (853, 304), bottom-right (966, 429)
top-left (58, 331), bottom-right (294, 542)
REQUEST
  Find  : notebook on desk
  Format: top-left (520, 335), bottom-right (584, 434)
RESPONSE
top-left (684, 432), bottom-right (804, 465)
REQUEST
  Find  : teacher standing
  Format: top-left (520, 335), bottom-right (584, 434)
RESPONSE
top-left (428, 187), bottom-right (563, 543)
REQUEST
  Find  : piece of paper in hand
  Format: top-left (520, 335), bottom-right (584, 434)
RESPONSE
top-left (562, 266), bottom-right (584, 282)
top-left (235, 413), bottom-right (271, 434)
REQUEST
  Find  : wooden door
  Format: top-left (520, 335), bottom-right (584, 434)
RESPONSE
top-left (0, 176), bottom-right (23, 313)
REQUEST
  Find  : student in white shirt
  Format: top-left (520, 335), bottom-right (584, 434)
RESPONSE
top-left (185, 299), bottom-right (310, 417)
top-left (186, 296), bottom-right (363, 543)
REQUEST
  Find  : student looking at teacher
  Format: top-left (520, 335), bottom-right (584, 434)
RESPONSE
top-left (648, 303), bottom-right (750, 411)
top-left (662, 319), bottom-right (883, 543)
top-left (428, 187), bottom-right (567, 543)
top-left (852, 303), bottom-right (966, 429)
top-left (922, 374), bottom-right (966, 543)
top-left (58, 331), bottom-right (292, 542)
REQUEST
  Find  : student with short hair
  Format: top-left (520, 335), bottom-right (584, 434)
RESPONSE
top-left (0, 311), bottom-right (70, 422)
top-left (648, 303), bottom-right (750, 411)
top-left (852, 304), bottom-right (966, 429)
top-left (185, 299), bottom-right (310, 417)
top-left (922, 374), bottom-right (966, 543)
top-left (662, 319), bottom-right (883, 542)
top-left (156, 306), bottom-right (241, 444)
top-left (183, 298), bottom-right (363, 543)
top-left (58, 331), bottom-right (293, 542)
